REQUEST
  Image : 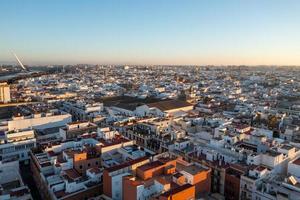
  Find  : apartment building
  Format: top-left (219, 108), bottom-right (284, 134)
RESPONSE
top-left (0, 82), bottom-right (10, 103)
top-left (59, 121), bottom-right (98, 141)
top-left (0, 161), bottom-right (32, 200)
top-left (30, 140), bottom-right (103, 200)
top-left (0, 128), bottom-right (36, 164)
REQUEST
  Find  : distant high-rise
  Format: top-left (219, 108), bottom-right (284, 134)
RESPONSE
top-left (0, 82), bottom-right (11, 103)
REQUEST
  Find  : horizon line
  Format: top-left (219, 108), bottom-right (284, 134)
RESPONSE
top-left (1, 62), bottom-right (300, 67)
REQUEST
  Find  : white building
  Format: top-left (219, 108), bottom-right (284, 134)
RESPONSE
top-left (62, 101), bottom-right (103, 121)
top-left (288, 157), bottom-right (300, 178)
top-left (7, 110), bottom-right (72, 131)
top-left (240, 166), bottom-right (269, 200)
top-left (0, 161), bottom-right (32, 200)
top-left (110, 100), bottom-right (193, 118)
top-left (0, 129), bottom-right (36, 164)
top-left (0, 82), bottom-right (10, 103)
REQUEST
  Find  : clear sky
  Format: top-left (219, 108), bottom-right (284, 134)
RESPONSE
top-left (1, 0), bottom-right (300, 65)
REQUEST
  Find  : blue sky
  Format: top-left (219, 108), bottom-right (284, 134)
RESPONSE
top-left (0, 0), bottom-right (300, 65)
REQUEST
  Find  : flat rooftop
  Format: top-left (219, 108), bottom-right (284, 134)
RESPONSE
top-left (182, 164), bottom-right (207, 175)
top-left (281, 144), bottom-right (294, 150)
top-left (266, 150), bottom-right (281, 157)
top-left (137, 160), bottom-right (164, 171)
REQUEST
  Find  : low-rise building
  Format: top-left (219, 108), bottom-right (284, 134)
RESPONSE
top-left (0, 161), bottom-right (32, 200)
top-left (59, 121), bottom-right (98, 141)
top-left (30, 140), bottom-right (103, 200)
top-left (62, 101), bottom-right (103, 121)
top-left (119, 155), bottom-right (210, 200)
top-left (0, 128), bottom-right (36, 164)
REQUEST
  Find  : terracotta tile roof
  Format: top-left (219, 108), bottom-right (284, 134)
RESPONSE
top-left (89, 167), bottom-right (102, 174)
top-left (293, 157), bottom-right (300, 165)
top-left (64, 169), bottom-right (81, 180)
top-left (156, 177), bottom-right (170, 185)
top-left (10, 188), bottom-right (30, 197)
top-left (255, 165), bottom-right (267, 172)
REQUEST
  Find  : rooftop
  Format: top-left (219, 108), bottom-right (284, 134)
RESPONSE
top-left (292, 157), bottom-right (300, 165)
top-left (106, 156), bottom-right (149, 173)
top-left (63, 169), bottom-right (81, 181)
top-left (160, 183), bottom-right (194, 197)
top-left (147, 100), bottom-right (192, 111)
top-left (182, 164), bottom-right (207, 175)
top-left (137, 160), bottom-right (164, 171)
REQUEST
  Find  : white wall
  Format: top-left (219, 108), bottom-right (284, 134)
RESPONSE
top-left (247, 154), bottom-right (261, 165)
top-left (8, 114), bottom-right (72, 131)
top-left (51, 182), bottom-right (65, 193)
top-left (65, 180), bottom-right (85, 193)
top-left (136, 180), bottom-right (164, 200)
top-left (288, 159), bottom-right (300, 178)
top-left (111, 172), bottom-right (130, 200)
top-left (135, 105), bottom-right (150, 117)
top-left (175, 141), bottom-right (189, 150)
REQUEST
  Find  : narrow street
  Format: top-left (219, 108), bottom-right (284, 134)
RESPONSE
top-left (20, 164), bottom-right (42, 200)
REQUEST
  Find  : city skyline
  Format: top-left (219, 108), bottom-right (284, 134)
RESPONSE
top-left (1, 0), bottom-right (300, 65)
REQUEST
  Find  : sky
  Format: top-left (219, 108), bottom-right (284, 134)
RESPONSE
top-left (0, 0), bottom-right (300, 66)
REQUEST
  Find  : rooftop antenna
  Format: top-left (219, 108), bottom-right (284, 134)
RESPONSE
top-left (12, 52), bottom-right (27, 70)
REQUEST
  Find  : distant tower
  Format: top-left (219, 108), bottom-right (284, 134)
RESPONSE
top-left (0, 82), bottom-right (11, 103)
top-left (12, 52), bottom-right (27, 71)
top-left (105, 67), bottom-right (108, 77)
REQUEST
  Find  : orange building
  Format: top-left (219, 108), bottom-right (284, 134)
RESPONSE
top-left (136, 157), bottom-right (177, 180)
top-left (172, 173), bottom-right (186, 185)
top-left (122, 175), bottom-right (173, 200)
top-left (224, 164), bottom-right (247, 200)
top-left (103, 156), bottom-right (149, 199)
top-left (177, 163), bottom-right (211, 196)
top-left (158, 184), bottom-right (195, 200)
top-left (64, 147), bottom-right (101, 175)
top-left (122, 176), bottom-right (142, 200)
top-left (193, 168), bottom-right (211, 195)
top-left (136, 160), bottom-right (165, 180)
top-left (121, 156), bottom-right (210, 200)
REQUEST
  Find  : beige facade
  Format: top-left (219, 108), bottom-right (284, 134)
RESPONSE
top-left (0, 82), bottom-right (10, 103)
